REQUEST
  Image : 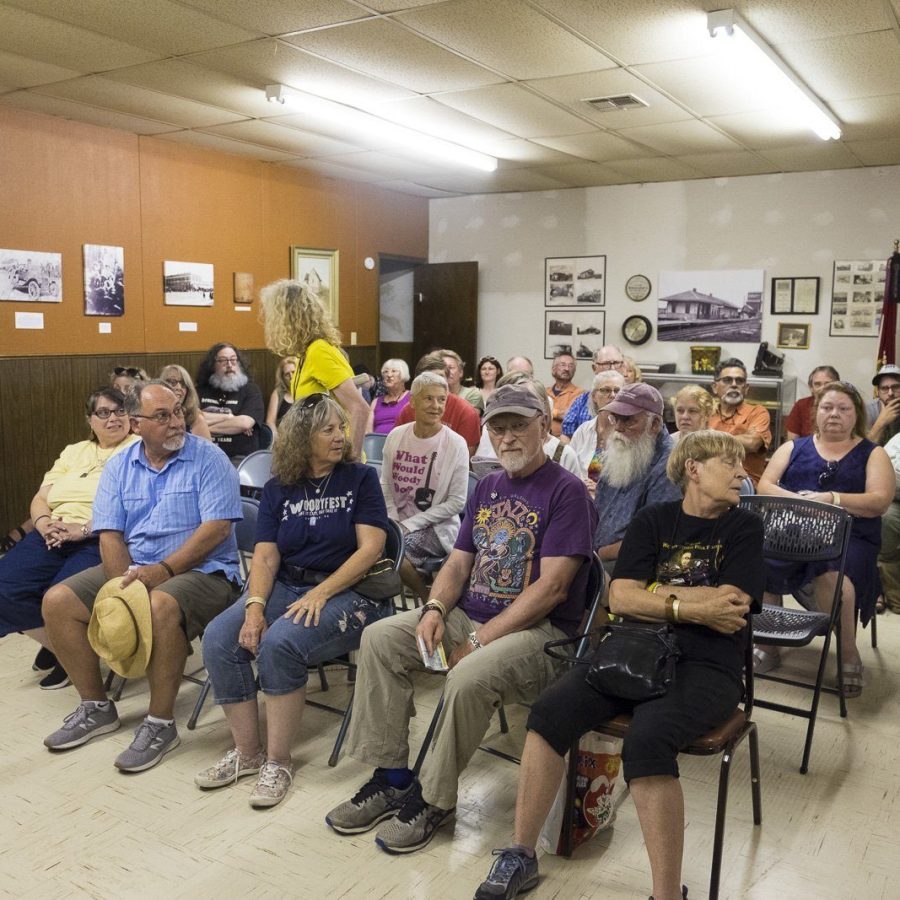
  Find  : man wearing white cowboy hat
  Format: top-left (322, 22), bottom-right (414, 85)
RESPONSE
top-left (42, 381), bottom-right (242, 772)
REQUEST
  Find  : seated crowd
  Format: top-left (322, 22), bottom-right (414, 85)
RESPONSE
top-left (0, 291), bottom-right (891, 899)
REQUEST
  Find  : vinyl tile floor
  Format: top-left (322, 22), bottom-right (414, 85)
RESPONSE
top-left (2, 615), bottom-right (899, 900)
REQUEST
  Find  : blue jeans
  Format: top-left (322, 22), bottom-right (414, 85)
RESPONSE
top-left (203, 579), bottom-right (391, 705)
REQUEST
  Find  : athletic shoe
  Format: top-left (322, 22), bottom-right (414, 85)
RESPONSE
top-left (374, 782), bottom-right (454, 854)
top-left (325, 770), bottom-right (419, 835)
top-left (39, 664), bottom-right (71, 690)
top-left (44, 701), bottom-right (120, 750)
top-left (114, 719), bottom-right (180, 772)
top-left (474, 848), bottom-right (539, 899)
top-left (33, 647), bottom-right (57, 671)
top-left (195, 747), bottom-right (267, 790)
top-left (248, 760), bottom-right (294, 808)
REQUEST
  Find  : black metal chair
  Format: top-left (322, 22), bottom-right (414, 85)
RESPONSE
top-left (558, 625), bottom-right (761, 900)
top-left (739, 495), bottom-right (853, 774)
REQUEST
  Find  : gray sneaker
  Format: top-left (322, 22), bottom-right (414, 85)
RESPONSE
top-left (374, 783), bottom-right (454, 854)
top-left (44, 701), bottom-right (120, 750)
top-left (195, 748), bottom-right (267, 790)
top-left (114, 718), bottom-right (180, 772)
top-left (249, 760), bottom-right (294, 808)
top-left (475, 848), bottom-right (539, 899)
top-left (325, 770), bottom-right (418, 835)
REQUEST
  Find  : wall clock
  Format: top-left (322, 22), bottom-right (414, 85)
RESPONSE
top-left (625, 274), bottom-right (652, 301)
top-left (622, 314), bottom-right (652, 345)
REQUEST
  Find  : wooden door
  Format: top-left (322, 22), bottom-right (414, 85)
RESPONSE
top-left (412, 262), bottom-right (479, 376)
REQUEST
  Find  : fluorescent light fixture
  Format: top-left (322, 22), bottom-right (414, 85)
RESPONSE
top-left (264, 84), bottom-right (498, 172)
top-left (707, 9), bottom-right (841, 141)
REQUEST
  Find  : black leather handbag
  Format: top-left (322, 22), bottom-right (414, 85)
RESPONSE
top-left (585, 622), bottom-right (679, 701)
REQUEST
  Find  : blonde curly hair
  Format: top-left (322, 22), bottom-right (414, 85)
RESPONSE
top-left (260, 279), bottom-right (342, 361)
top-left (271, 395), bottom-right (352, 484)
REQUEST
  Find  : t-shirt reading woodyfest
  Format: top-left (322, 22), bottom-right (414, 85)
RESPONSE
top-left (256, 463), bottom-right (388, 577)
top-left (612, 500), bottom-right (765, 685)
top-left (454, 460), bottom-right (597, 636)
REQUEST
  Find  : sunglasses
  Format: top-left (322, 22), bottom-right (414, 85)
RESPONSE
top-left (300, 392), bottom-right (329, 411)
top-left (717, 376), bottom-right (747, 386)
top-left (113, 366), bottom-right (143, 378)
top-left (818, 460), bottom-right (839, 488)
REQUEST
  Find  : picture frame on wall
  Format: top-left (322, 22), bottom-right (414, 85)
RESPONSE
top-left (776, 322), bottom-right (810, 349)
top-left (830, 260), bottom-right (884, 337)
top-left (291, 246), bottom-right (339, 322)
top-left (770, 276), bottom-right (819, 315)
top-left (83, 244), bottom-right (124, 316)
top-left (545, 255), bottom-right (606, 307)
top-left (544, 309), bottom-right (605, 359)
top-left (0, 248), bottom-right (62, 302)
top-left (233, 272), bottom-right (254, 304)
top-left (163, 261), bottom-right (214, 306)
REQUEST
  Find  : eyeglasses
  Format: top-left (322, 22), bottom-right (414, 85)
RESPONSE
top-left (300, 392), bottom-right (328, 411)
top-left (594, 387), bottom-right (619, 396)
top-left (486, 418), bottom-right (537, 437)
top-left (607, 412), bottom-right (645, 428)
top-left (214, 356), bottom-right (239, 365)
top-left (717, 376), bottom-right (747, 386)
top-left (162, 378), bottom-right (186, 389)
top-left (92, 407), bottom-right (127, 419)
top-left (596, 360), bottom-right (624, 370)
top-left (131, 406), bottom-right (185, 425)
top-left (113, 366), bottom-right (142, 378)
top-left (818, 460), bottom-right (839, 488)
top-left (878, 383), bottom-right (900, 394)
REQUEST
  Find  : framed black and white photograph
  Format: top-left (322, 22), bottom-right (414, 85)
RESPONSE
top-left (163, 261), bottom-right (214, 306)
top-left (770, 276), bottom-right (819, 315)
top-left (0, 248), bottom-right (62, 302)
top-left (830, 260), bottom-right (881, 337)
top-left (291, 246), bottom-right (338, 321)
top-left (544, 310), bottom-right (605, 359)
top-left (83, 244), bottom-right (124, 316)
top-left (776, 322), bottom-right (810, 349)
top-left (657, 269), bottom-right (764, 342)
top-left (545, 255), bottom-right (605, 307)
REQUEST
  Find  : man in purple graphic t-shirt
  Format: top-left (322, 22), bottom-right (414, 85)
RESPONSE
top-left (326, 383), bottom-right (598, 856)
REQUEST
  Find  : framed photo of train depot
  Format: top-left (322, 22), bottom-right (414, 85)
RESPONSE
top-left (545, 254), bottom-right (606, 307)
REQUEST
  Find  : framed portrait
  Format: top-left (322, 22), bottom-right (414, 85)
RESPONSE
top-left (0, 248), bottom-right (62, 302)
top-left (545, 255), bottom-right (605, 307)
top-left (83, 244), bottom-right (124, 316)
top-left (233, 272), bottom-right (254, 304)
top-left (291, 246), bottom-right (339, 322)
top-left (163, 261), bottom-right (214, 306)
top-left (544, 309), bottom-right (605, 359)
top-left (830, 260), bottom-right (883, 337)
top-left (770, 276), bottom-right (819, 315)
top-left (776, 322), bottom-right (810, 350)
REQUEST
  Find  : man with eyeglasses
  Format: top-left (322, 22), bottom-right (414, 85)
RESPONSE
top-left (561, 345), bottom-right (631, 441)
top-left (708, 357), bottom-right (772, 485)
top-left (195, 342), bottom-right (265, 463)
top-left (42, 381), bottom-right (242, 772)
top-left (866, 363), bottom-right (900, 446)
top-left (547, 351), bottom-right (585, 438)
top-left (326, 383), bottom-right (596, 855)
top-left (593, 383), bottom-right (682, 572)
top-left (786, 366), bottom-right (840, 440)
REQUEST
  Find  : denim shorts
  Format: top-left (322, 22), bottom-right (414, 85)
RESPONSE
top-left (202, 579), bottom-right (391, 705)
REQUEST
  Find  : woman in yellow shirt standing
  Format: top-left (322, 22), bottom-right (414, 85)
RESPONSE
top-left (0, 386), bottom-right (138, 688)
top-left (260, 280), bottom-right (370, 458)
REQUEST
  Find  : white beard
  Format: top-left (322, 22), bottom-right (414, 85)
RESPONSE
top-left (163, 435), bottom-right (186, 452)
top-left (601, 429), bottom-right (656, 488)
top-left (209, 371), bottom-right (248, 393)
top-left (498, 449), bottom-right (527, 475)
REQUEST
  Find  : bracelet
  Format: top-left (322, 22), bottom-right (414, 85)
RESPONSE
top-left (665, 594), bottom-right (676, 623)
top-left (672, 597), bottom-right (681, 623)
top-left (81, 523), bottom-right (91, 539)
top-left (158, 560), bottom-right (176, 579)
top-left (832, 491), bottom-right (841, 507)
top-left (419, 602), bottom-right (445, 621)
top-left (425, 598), bottom-right (447, 618)
top-left (468, 630), bottom-right (483, 650)
top-left (34, 514), bottom-right (51, 526)
top-left (647, 581), bottom-right (661, 595)
top-left (244, 596), bottom-right (266, 610)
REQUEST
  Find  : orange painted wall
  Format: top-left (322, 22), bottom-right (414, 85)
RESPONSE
top-left (0, 106), bottom-right (429, 356)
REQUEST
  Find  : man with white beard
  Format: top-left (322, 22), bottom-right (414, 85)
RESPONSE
top-left (196, 342), bottom-right (265, 462)
top-left (326, 383), bottom-right (596, 855)
top-left (593, 383), bottom-right (681, 572)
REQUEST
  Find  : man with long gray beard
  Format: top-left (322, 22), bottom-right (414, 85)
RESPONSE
top-left (41, 381), bottom-right (242, 772)
top-left (325, 383), bottom-right (596, 855)
top-left (593, 382), bottom-right (681, 572)
top-left (196, 342), bottom-right (265, 462)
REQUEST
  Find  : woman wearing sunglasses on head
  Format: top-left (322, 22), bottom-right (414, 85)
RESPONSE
top-left (197, 394), bottom-right (393, 808)
top-left (0, 387), bottom-right (138, 688)
top-left (108, 365), bottom-right (148, 397)
top-left (157, 363), bottom-right (212, 441)
top-left (757, 381), bottom-right (893, 695)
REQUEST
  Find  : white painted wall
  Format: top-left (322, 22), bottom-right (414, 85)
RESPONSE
top-left (379, 268), bottom-right (414, 342)
top-left (429, 166), bottom-right (900, 402)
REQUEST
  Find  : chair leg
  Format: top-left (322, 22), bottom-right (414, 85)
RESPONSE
top-left (559, 739), bottom-right (580, 858)
top-left (187, 678), bottom-right (213, 731)
top-left (708, 745), bottom-right (735, 900)
top-left (870, 607), bottom-right (878, 648)
top-left (318, 664), bottom-right (329, 692)
top-left (328, 688), bottom-right (355, 768)
top-left (748, 723), bottom-right (763, 826)
top-left (498, 705), bottom-right (509, 734)
top-left (110, 675), bottom-right (125, 702)
top-left (413, 696), bottom-right (444, 776)
top-left (103, 669), bottom-right (115, 692)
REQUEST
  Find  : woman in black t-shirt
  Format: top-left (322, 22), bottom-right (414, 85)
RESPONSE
top-left (474, 431), bottom-right (764, 900)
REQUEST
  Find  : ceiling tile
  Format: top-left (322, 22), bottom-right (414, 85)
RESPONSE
top-left (735, 0), bottom-right (893, 44)
top-left (3, 0), bottom-right (258, 55)
top-left (200, 120), bottom-right (361, 156)
top-left (355, 0), bottom-right (447, 10)
top-left (757, 143), bottom-right (864, 172)
top-left (604, 156), bottom-right (704, 182)
top-left (368, 179), bottom-right (461, 198)
top-left (534, 131), bottom-right (656, 163)
top-left (188, 39), bottom-right (417, 106)
top-left (616, 120), bottom-right (742, 155)
top-left (829, 94), bottom-right (900, 141)
top-left (842, 139), bottom-right (900, 167)
top-left (435, 84), bottom-right (596, 138)
top-left (318, 149), bottom-right (477, 180)
top-left (532, 161), bottom-right (633, 187)
top-left (154, 130), bottom-right (299, 161)
top-left (397, 0), bottom-right (616, 80)
top-left (416, 168), bottom-right (572, 193)
top-left (0, 49), bottom-right (80, 91)
top-left (486, 139), bottom-right (582, 168)
top-left (34, 77), bottom-right (246, 129)
top-left (675, 150), bottom-right (781, 178)
top-left (706, 109), bottom-right (817, 149)
top-left (285, 18), bottom-right (504, 93)
top-left (525, 68), bottom-right (694, 129)
top-left (0, 89), bottom-right (179, 134)
top-left (278, 157), bottom-right (384, 182)
top-left (0, 5), bottom-right (161, 71)
top-left (179, 0), bottom-right (368, 35)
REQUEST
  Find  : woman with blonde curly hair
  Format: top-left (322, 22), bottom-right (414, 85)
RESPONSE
top-left (260, 279), bottom-right (369, 457)
top-left (265, 356), bottom-right (298, 435)
top-left (158, 363), bottom-right (212, 440)
top-left (670, 384), bottom-right (717, 441)
top-left (198, 394), bottom-right (392, 808)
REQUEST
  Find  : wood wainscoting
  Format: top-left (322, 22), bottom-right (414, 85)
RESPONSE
top-left (0, 346), bottom-right (376, 531)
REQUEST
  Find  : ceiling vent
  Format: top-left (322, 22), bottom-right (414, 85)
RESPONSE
top-left (583, 93), bottom-right (649, 112)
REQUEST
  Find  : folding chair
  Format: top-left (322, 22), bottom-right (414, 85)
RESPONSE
top-left (363, 432), bottom-right (387, 463)
top-left (558, 625), bottom-right (762, 900)
top-left (412, 555), bottom-right (607, 773)
top-left (236, 450), bottom-right (272, 497)
top-left (739, 495), bottom-right (853, 774)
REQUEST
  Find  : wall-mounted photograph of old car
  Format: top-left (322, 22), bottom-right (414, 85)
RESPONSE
top-left (545, 255), bottom-right (606, 307)
top-left (657, 269), bottom-right (764, 342)
top-left (0, 248), bottom-right (62, 302)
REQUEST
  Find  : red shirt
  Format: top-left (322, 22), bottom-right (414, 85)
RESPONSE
top-left (396, 392), bottom-right (480, 452)
top-left (785, 396), bottom-right (814, 437)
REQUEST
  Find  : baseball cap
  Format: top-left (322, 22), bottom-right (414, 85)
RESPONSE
top-left (603, 382), bottom-right (664, 417)
top-left (872, 364), bottom-right (900, 386)
top-left (483, 384), bottom-right (546, 423)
